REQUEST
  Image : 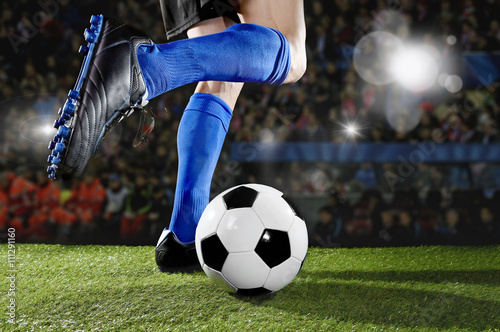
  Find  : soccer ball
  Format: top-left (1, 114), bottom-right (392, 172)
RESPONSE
top-left (195, 184), bottom-right (308, 296)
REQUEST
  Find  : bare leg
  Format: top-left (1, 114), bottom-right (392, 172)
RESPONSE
top-left (187, 0), bottom-right (307, 109)
top-left (239, 0), bottom-right (307, 84)
top-left (155, 1), bottom-right (307, 267)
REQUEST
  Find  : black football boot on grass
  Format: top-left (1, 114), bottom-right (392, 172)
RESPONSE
top-left (155, 229), bottom-right (201, 272)
top-left (47, 15), bottom-right (153, 180)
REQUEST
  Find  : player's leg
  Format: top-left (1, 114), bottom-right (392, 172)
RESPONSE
top-left (47, 6), bottom-right (294, 180)
top-left (155, 16), bottom-right (244, 270)
top-left (156, 0), bottom-right (307, 269)
top-left (238, 0), bottom-right (307, 84)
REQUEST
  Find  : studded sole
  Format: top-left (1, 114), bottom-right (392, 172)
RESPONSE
top-left (47, 14), bottom-right (104, 180)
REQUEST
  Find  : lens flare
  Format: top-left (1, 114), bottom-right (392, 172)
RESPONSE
top-left (389, 47), bottom-right (439, 92)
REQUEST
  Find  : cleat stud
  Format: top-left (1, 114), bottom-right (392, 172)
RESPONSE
top-left (90, 15), bottom-right (100, 25)
top-left (47, 155), bottom-right (54, 163)
top-left (58, 108), bottom-right (63, 116)
top-left (56, 126), bottom-right (70, 139)
top-left (78, 45), bottom-right (89, 55)
top-left (48, 140), bottom-right (57, 150)
top-left (54, 142), bottom-right (66, 154)
top-left (68, 90), bottom-right (78, 99)
top-left (84, 28), bottom-right (97, 43)
top-left (63, 100), bottom-right (76, 115)
top-left (53, 119), bottom-right (61, 129)
top-left (52, 157), bottom-right (61, 166)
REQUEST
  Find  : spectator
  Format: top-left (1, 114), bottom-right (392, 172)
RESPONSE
top-left (147, 185), bottom-right (172, 242)
top-left (311, 206), bottom-right (342, 247)
top-left (459, 114), bottom-right (480, 143)
top-left (380, 209), bottom-right (420, 246)
top-left (437, 208), bottom-right (467, 244)
top-left (103, 173), bottom-right (129, 241)
top-left (66, 173), bottom-right (106, 237)
top-left (120, 171), bottom-right (153, 241)
top-left (344, 201), bottom-right (374, 238)
top-left (26, 171), bottom-right (60, 241)
top-left (0, 169), bottom-right (37, 237)
top-left (326, 191), bottom-right (351, 226)
top-left (478, 119), bottom-right (498, 144)
top-left (475, 206), bottom-right (500, 242)
top-left (352, 163), bottom-right (378, 190)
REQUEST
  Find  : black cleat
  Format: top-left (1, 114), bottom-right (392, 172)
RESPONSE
top-left (47, 15), bottom-right (153, 180)
top-left (155, 229), bottom-right (201, 272)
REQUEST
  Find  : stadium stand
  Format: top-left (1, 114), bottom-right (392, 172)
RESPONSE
top-left (0, 0), bottom-right (499, 245)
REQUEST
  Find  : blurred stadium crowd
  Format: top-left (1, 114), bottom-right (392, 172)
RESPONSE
top-left (0, 0), bottom-right (499, 245)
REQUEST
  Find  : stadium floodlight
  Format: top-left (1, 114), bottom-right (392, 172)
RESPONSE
top-left (389, 47), bottom-right (439, 92)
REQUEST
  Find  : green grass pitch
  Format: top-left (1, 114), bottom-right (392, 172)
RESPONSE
top-left (1, 244), bottom-right (499, 331)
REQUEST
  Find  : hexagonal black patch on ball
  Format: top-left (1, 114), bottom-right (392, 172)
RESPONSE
top-left (201, 235), bottom-right (228, 271)
top-left (255, 229), bottom-right (291, 268)
top-left (223, 186), bottom-right (258, 210)
top-left (237, 287), bottom-right (272, 297)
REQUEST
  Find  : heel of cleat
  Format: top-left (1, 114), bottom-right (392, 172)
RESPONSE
top-left (47, 14), bottom-right (104, 179)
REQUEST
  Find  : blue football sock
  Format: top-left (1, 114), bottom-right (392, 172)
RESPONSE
top-left (168, 93), bottom-right (232, 243)
top-left (137, 23), bottom-right (291, 100)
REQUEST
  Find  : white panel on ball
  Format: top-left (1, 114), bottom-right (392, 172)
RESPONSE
top-left (288, 216), bottom-right (308, 261)
top-left (263, 257), bottom-right (302, 292)
top-left (196, 195), bottom-right (227, 240)
top-left (217, 208), bottom-right (265, 252)
top-left (222, 252), bottom-right (270, 289)
top-left (202, 265), bottom-right (237, 293)
top-left (252, 192), bottom-right (295, 231)
top-left (218, 183), bottom-right (283, 198)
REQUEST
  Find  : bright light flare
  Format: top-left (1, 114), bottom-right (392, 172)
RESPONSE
top-left (345, 124), bottom-right (358, 136)
top-left (353, 31), bottom-right (405, 86)
top-left (40, 124), bottom-right (56, 136)
top-left (337, 119), bottom-right (365, 141)
top-left (389, 47), bottom-right (439, 92)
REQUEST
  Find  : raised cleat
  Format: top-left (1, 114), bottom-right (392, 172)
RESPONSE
top-left (155, 229), bottom-right (201, 272)
top-left (47, 14), bottom-right (153, 179)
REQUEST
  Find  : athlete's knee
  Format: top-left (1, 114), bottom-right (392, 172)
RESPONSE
top-left (226, 23), bottom-right (291, 85)
top-left (286, 45), bottom-right (307, 83)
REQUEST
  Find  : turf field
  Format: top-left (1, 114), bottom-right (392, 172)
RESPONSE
top-left (1, 244), bottom-right (499, 331)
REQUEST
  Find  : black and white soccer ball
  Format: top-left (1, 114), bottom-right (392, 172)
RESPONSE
top-left (195, 184), bottom-right (308, 296)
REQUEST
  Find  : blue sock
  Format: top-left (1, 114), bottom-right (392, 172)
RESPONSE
top-left (137, 23), bottom-right (291, 100)
top-left (168, 93), bottom-right (232, 243)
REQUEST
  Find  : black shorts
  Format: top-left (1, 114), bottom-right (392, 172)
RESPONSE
top-left (159, 0), bottom-right (241, 39)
